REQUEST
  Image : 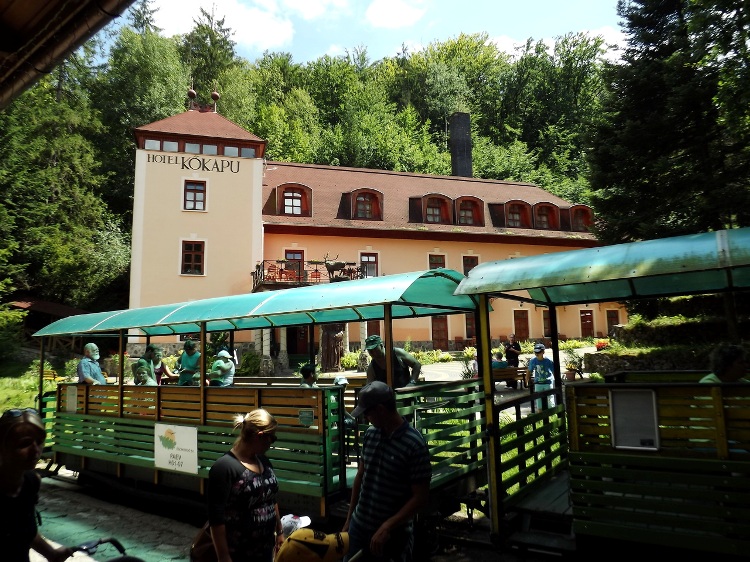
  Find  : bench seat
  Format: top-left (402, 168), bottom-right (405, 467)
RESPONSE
top-left (491, 367), bottom-right (527, 386)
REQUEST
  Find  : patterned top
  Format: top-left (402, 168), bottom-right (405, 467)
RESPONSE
top-left (528, 356), bottom-right (554, 384)
top-left (208, 451), bottom-right (279, 562)
top-left (352, 418), bottom-right (431, 534)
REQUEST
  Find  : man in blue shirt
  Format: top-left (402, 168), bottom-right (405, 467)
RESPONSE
top-left (77, 343), bottom-right (106, 385)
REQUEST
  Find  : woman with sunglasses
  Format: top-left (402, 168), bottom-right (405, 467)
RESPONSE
top-left (0, 408), bottom-right (74, 562)
top-left (206, 408), bottom-right (284, 562)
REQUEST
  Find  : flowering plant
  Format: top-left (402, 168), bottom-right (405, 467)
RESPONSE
top-left (595, 339), bottom-right (609, 351)
top-left (563, 349), bottom-right (584, 375)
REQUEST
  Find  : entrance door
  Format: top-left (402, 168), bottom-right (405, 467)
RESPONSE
top-left (284, 249), bottom-right (304, 281)
top-left (513, 310), bottom-right (529, 340)
top-left (432, 315), bottom-right (449, 351)
top-left (287, 326), bottom-right (309, 354)
top-left (606, 309), bottom-right (620, 335)
top-left (580, 309), bottom-right (594, 338)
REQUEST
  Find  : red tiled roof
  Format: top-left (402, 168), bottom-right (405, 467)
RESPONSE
top-left (10, 299), bottom-right (88, 318)
top-left (262, 161), bottom-right (595, 242)
top-left (135, 109), bottom-right (265, 142)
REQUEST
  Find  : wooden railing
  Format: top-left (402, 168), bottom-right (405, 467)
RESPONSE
top-left (565, 381), bottom-right (750, 556)
top-left (47, 379), bottom-right (487, 517)
top-left (491, 387), bottom-right (568, 513)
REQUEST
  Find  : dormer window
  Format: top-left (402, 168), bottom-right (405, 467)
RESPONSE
top-left (456, 197), bottom-right (483, 226)
top-left (352, 190), bottom-right (382, 220)
top-left (425, 196), bottom-right (450, 224)
top-left (284, 189), bottom-right (302, 215)
top-left (280, 184), bottom-right (311, 216)
top-left (537, 206), bottom-right (551, 229)
top-left (572, 207), bottom-right (592, 232)
top-left (508, 204), bottom-right (523, 227)
top-left (534, 204), bottom-right (559, 230)
top-left (507, 202), bottom-right (532, 228)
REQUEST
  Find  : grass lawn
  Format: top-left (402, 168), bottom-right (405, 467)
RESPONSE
top-left (0, 356), bottom-right (58, 410)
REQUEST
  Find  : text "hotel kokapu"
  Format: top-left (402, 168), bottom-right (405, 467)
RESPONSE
top-left (147, 153), bottom-right (240, 173)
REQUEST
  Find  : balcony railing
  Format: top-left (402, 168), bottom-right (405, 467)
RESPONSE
top-left (252, 259), bottom-right (365, 291)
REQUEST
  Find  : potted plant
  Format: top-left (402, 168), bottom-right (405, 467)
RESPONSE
top-left (563, 348), bottom-right (584, 381)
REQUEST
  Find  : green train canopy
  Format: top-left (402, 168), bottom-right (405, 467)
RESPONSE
top-left (34, 269), bottom-right (478, 337)
top-left (454, 228), bottom-right (750, 305)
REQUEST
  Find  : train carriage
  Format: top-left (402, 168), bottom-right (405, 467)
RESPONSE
top-left (455, 227), bottom-right (750, 556)
top-left (34, 269), bottom-right (488, 520)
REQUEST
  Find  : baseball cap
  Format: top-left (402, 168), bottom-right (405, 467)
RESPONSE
top-left (533, 343), bottom-right (546, 353)
top-left (365, 335), bottom-right (382, 350)
top-left (333, 376), bottom-right (349, 386)
top-left (281, 514), bottom-right (311, 536)
top-left (351, 381), bottom-right (394, 417)
top-left (217, 350), bottom-right (232, 359)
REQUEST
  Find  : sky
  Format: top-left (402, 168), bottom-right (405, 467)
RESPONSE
top-left (146, 0), bottom-right (626, 64)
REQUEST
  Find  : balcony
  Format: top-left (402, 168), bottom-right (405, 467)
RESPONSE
top-left (252, 259), bottom-right (364, 292)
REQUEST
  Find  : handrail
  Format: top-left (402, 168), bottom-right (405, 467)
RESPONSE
top-left (251, 260), bottom-right (365, 290)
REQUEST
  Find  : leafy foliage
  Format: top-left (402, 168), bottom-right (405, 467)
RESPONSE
top-left (588, 0), bottom-right (750, 242)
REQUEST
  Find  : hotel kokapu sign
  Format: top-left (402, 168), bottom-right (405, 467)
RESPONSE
top-left (147, 153), bottom-right (241, 173)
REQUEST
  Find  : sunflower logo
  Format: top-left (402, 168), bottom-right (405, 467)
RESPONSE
top-left (159, 428), bottom-right (176, 449)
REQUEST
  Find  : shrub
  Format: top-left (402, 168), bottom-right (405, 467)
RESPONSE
top-left (0, 308), bottom-right (25, 361)
top-left (64, 359), bottom-right (79, 380)
top-left (413, 349), bottom-right (453, 365)
top-left (236, 350), bottom-right (262, 376)
top-left (595, 339), bottom-right (609, 351)
top-left (341, 351), bottom-right (359, 370)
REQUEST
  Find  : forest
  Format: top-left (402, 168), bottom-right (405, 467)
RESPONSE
top-left (0, 0), bottom-right (748, 357)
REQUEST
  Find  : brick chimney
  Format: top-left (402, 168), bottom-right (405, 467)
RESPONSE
top-left (449, 112), bottom-right (472, 177)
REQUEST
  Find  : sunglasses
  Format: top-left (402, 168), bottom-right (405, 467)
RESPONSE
top-left (260, 431), bottom-right (277, 444)
top-left (2, 408), bottom-right (39, 420)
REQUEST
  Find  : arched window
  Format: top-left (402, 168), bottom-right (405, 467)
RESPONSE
top-left (458, 200), bottom-right (476, 225)
top-left (284, 189), bottom-right (303, 215)
top-left (508, 204), bottom-right (523, 227)
top-left (425, 197), bottom-right (450, 224)
top-left (280, 185), bottom-right (311, 216)
top-left (351, 190), bottom-right (382, 220)
top-left (572, 208), bottom-right (590, 231)
top-left (356, 193), bottom-right (375, 218)
top-left (537, 206), bottom-right (551, 229)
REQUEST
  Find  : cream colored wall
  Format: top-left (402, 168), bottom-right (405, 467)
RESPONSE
top-left (264, 233), bottom-right (627, 346)
top-left (131, 149), bottom-right (625, 349)
top-left (130, 150), bottom-right (264, 310)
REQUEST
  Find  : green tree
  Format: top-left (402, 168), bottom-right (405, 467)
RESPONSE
top-left (91, 27), bottom-right (188, 218)
top-left (0, 69), bottom-right (130, 307)
top-left (179, 6), bottom-right (237, 101)
top-left (587, 0), bottom-right (750, 242)
top-left (251, 51), bottom-right (303, 106)
top-left (128, 0), bottom-right (161, 33)
top-left (300, 54), bottom-right (360, 126)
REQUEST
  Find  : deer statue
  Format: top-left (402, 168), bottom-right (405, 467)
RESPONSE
top-left (323, 253), bottom-right (348, 281)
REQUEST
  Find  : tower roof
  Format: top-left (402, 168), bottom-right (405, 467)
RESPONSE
top-left (135, 108), bottom-right (265, 143)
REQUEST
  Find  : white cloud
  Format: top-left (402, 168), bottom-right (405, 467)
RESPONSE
top-left (282, 0), bottom-right (351, 21)
top-left (324, 44), bottom-right (347, 57)
top-left (365, 0), bottom-right (427, 29)
top-left (153, 0), bottom-right (295, 53)
top-left (489, 35), bottom-right (529, 57)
